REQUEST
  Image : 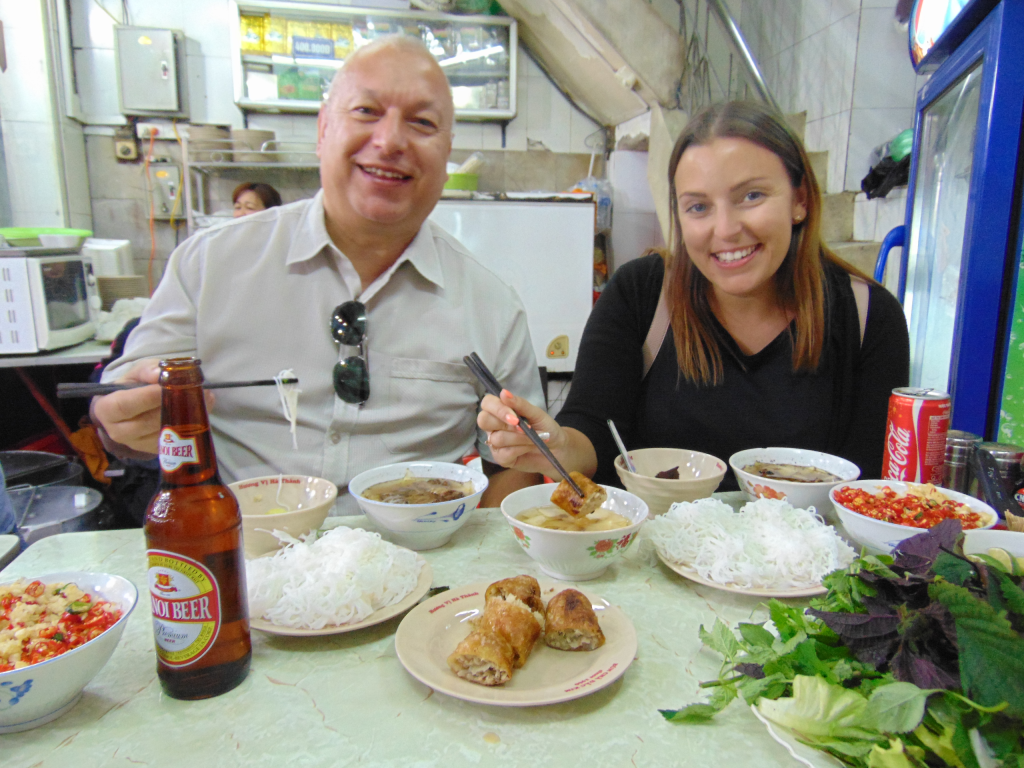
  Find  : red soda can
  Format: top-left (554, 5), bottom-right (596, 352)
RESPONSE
top-left (881, 388), bottom-right (952, 484)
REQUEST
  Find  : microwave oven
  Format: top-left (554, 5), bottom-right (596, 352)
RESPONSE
top-left (0, 252), bottom-right (102, 354)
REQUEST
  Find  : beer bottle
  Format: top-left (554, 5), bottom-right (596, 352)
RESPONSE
top-left (145, 357), bottom-right (251, 699)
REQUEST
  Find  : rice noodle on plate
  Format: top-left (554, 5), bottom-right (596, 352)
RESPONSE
top-left (247, 527), bottom-right (423, 629)
top-left (644, 497), bottom-right (854, 590)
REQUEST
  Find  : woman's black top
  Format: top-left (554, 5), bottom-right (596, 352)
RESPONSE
top-left (556, 254), bottom-right (910, 490)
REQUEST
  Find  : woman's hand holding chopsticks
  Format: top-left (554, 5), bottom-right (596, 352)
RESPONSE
top-left (477, 390), bottom-right (598, 480)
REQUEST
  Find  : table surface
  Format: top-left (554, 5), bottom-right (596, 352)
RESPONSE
top-left (0, 340), bottom-right (109, 369)
top-left (0, 504), bottom-right (824, 768)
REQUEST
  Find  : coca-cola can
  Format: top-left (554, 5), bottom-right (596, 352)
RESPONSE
top-left (882, 388), bottom-right (952, 484)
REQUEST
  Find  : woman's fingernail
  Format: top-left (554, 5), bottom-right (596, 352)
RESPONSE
top-left (505, 413), bottom-right (519, 426)
top-left (536, 432), bottom-right (551, 441)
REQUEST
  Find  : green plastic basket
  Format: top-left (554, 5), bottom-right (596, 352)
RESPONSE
top-left (0, 227), bottom-right (93, 247)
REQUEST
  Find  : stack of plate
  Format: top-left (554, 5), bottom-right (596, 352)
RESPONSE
top-left (188, 125), bottom-right (232, 162)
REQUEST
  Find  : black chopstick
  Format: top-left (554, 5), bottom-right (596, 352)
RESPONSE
top-left (56, 378), bottom-right (298, 399)
top-left (463, 352), bottom-right (585, 498)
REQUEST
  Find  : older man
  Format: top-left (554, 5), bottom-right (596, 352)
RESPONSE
top-left (93, 36), bottom-right (544, 513)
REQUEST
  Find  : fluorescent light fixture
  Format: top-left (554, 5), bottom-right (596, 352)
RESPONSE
top-left (437, 45), bottom-right (504, 68)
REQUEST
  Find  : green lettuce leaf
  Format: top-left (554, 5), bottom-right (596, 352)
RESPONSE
top-left (756, 675), bottom-right (875, 740)
top-left (866, 739), bottom-right (926, 768)
top-left (857, 683), bottom-right (934, 733)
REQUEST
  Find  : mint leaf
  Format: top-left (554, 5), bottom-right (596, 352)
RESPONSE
top-left (738, 622), bottom-right (775, 648)
top-left (769, 600), bottom-right (814, 641)
top-left (660, 703), bottom-right (720, 723)
top-left (856, 682), bottom-right (934, 733)
top-left (930, 581), bottom-right (1024, 718)
top-left (737, 672), bottom-right (789, 704)
top-left (699, 620), bottom-right (741, 660)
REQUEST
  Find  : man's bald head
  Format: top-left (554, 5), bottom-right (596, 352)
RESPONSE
top-left (325, 35), bottom-right (454, 125)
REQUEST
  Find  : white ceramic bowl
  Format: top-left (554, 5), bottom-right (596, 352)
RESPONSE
top-left (730, 447), bottom-right (861, 523)
top-left (500, 483), bottom-right (648, 581)
top-left (0, 571), bottom-right (138, 733)
top-left (38, 234), bottom-right (85, 249)
top-left (830, 480), bottom-right (998, 554)
top-left (349, 462), bottom-right (487, 551)
top-left (613, 448), bottom-right (727, 516)
top-left (962, 528), bottom-right (1024, 559)
top-left (230, 475), bottom-right (337, 558)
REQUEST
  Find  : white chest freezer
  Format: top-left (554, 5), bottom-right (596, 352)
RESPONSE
top-left (430, 199), bottom-right (595, 373)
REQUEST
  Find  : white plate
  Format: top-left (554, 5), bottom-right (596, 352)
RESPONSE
top-left (394, 580), bottom-right (637, 706)
top-left (250, 561), bottom-right (433, 637)
top-left (656, 551), bottom-right (826, 598)
top-left (751, 705), bottom-right (845, 768)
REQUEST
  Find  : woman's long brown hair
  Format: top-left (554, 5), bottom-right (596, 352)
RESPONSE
top-left (665, 101), bottom-right (867, 386)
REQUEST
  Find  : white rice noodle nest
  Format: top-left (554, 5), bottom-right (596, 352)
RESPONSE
top-left (644, 497), bottom-right (855, 590)
top-left (247, 526), bottom-right (423, 629)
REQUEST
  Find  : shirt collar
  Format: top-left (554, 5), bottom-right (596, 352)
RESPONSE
top-left (285, 190), bottom-right (446, 292)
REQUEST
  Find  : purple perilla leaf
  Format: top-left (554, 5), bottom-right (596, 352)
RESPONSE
top-left (889, 651), bottom-right (959, 690)
top-left (891, 520), bottom-right (963, 575)
top-left (809, 609), bottom-right (900, 640)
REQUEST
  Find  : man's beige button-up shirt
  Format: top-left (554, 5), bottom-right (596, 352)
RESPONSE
top-left (104, 192), bottom-right (544, 513)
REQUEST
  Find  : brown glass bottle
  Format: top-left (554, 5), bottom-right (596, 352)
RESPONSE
top-left (145, 357), bottom-right (251, 699)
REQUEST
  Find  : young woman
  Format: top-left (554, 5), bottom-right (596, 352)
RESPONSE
top-left (479, 101), bottom-right (909, 489)
top-left (231, 182), bottom-right (282, 218)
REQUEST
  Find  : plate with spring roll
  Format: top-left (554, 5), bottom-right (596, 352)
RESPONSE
top-left (394, 578), bottom-right (637, 706)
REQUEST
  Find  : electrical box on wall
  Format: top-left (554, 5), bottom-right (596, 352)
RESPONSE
top-left (149, 161), bottom-right (182, 220)
top-left (114, 27), bottom-right (189, 118)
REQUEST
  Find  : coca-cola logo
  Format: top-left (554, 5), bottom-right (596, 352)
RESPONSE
top-left (886, 423), bottom-right (911, 481)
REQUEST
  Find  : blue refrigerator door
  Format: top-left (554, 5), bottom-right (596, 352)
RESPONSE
top-left (900, 1), bottom-right (1024, 436)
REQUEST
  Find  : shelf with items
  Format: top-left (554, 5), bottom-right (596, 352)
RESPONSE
top-left (229, 0), bottom-right (517, 121)
top-left (182, 134), bottom-right (320, 236)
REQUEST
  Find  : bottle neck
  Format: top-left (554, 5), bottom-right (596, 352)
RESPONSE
top-left (157, 381), bottom-right (221, 487)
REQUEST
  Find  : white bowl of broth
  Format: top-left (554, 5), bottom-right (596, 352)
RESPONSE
top-left (729, 447), bottom-right (861, 524)
top-left (500, 483), bottom-right (648, 581)
top-left (349, 462), bottom-right (488, 550)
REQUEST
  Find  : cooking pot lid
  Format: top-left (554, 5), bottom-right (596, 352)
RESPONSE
top-left (0, 451), bottom-right (71, 483)
top-left (9, 485), bottom-right (102, 529)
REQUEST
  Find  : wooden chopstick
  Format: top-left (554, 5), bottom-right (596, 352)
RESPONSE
top-left (56, 378), bottom-right (298, 399)
top-left (463, 352), bottom-right (585, 498)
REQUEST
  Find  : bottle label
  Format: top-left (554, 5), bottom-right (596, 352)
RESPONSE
top-left (147, 550), bottom-right (222, 667)
top-left (158, 427), bottom-right (199, 473)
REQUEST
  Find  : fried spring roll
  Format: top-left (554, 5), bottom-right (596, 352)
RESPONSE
top-left (550, 472), bottom-right (608, 517)
top-left (475, 598), bottom-right (542, 668)
top-left (544, 589), bottom-right (605, 651)
top-left (447, 630), bottom-right (515, 686)
top-left (484, 575), bottom-right (544, 615)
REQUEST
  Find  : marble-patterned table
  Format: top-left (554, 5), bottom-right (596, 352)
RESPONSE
top-left (1, 504), bottom-right (822, 768)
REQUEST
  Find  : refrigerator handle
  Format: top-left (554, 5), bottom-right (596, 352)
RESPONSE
top-left (874, 225), bottom-right (906, 285)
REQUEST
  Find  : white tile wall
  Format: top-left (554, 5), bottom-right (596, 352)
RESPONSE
top-left (851, 7), bottom-right (918, 110)
top-left (0, 0), bottom-right (66, 227)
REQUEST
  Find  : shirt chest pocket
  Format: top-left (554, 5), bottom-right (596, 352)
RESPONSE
top-left (381, 358), bottom-right (481, 456)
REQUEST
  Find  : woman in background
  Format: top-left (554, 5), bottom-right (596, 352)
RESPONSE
top-left (479, 101), bottom-right (909, 489)
top-left (232, 182), bottom-right (282, 218)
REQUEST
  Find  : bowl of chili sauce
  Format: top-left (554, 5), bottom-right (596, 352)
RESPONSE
top-left (0, 571), bottom-right (137, 733)
top-left (829, 480), bottom-right (998, 553)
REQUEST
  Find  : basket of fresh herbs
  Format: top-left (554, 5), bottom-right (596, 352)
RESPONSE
top-left (663, 520), bottom-right (1024, 767)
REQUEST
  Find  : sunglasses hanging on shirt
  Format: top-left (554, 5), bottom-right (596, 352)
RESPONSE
top-left (330, 300), bottom-right (369, 405)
